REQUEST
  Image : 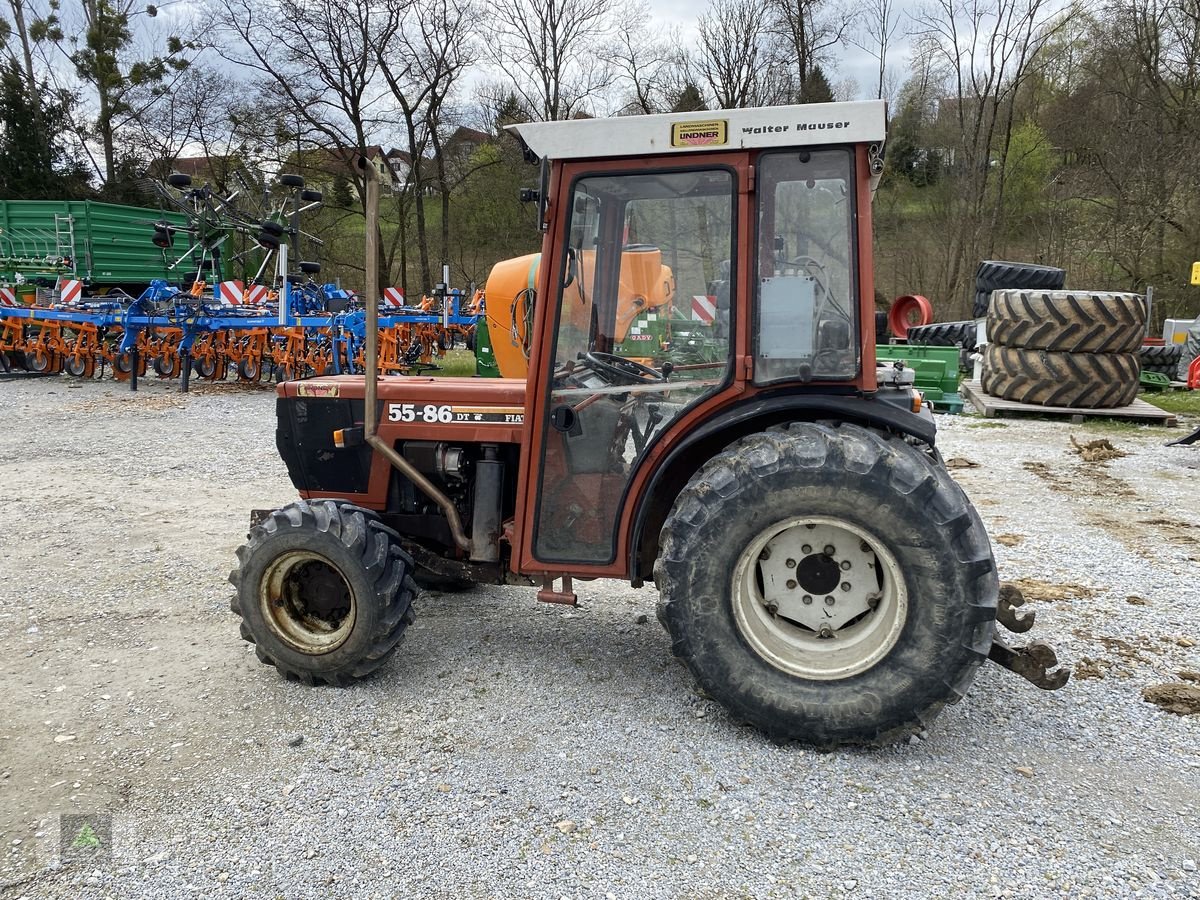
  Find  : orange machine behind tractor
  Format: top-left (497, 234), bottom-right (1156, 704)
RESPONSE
top-left (230, 101), bottom-right (1067, 747)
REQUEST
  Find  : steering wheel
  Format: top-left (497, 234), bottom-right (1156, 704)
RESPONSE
top-left (583, 351), bottom-right (665, 385)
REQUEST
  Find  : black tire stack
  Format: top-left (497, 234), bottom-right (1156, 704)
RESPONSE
top-left (974, 261), bottom-right (1066, 318)
top-left (906, 320), bottom-right (978, 351)
top-left (1138, 344), bottom-right (1183, 379)
top-left (981, 290), bottom-right (1146, 409)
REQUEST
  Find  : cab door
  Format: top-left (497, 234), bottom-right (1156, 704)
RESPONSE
top-left (517, 159), bottom-right (744, 572)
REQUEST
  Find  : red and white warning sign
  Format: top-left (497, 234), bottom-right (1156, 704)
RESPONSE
top-left (382, 286), bottom-right (405, 307)
top-left (217, 280), bottom-right (244, 306)
top-left (691, 294), bottom-right (717, 324)
top-left (59, 279), bottom-right (83, 305)
top-left (246, 284), bottom-right (270, 306)
top-left (0, 287), bottom-right (17, 307)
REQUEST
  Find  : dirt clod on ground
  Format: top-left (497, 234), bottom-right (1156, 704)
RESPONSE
top-left (1009, 577), bottom-right (1095, 602)
top-left (1142, 683), bottom-right (1200, 716)
top-left (944, 457), bottom-right (979, 469)
top-left (1178, 670), bottom-right (1200, 683)
top-left (995, 533), bottom-right (1024, 547)
top-left (1075, 657), bottom-right (1113, 680)
top-left (1126, 595), bottom-right (1149, 606)
top-left (1070, 435), bottom-right (1127, 462)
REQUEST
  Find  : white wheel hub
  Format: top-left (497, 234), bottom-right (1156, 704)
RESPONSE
top-left (732, 516), bottom-right (908, 680)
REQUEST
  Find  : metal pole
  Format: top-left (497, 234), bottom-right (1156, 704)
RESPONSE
top-left (278, 243), bottom-right (289, 327)
top-left (359, 158), bottom-right (470, 553)
top-left (1145, 285), bottom-right (1153, 338)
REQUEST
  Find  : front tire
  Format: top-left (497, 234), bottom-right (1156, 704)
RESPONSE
top-left (654, 423), bottom-right (997, 747)
top-left (230, 500), bottom-right (418, 685)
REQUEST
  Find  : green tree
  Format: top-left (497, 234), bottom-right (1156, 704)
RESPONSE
top-left (670, 81), bottom-right (706, 112)
top-left (34, 0), bottom-right (193, 186)
top-left (0, 60), bottom-right (90, 198)
top-left (798, 65), bottom-right (833, 103)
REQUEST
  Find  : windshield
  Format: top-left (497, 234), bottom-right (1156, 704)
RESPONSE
top-left (754, 149), bottom-right (858, 383)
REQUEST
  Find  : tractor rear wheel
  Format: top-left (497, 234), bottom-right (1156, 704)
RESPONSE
top-left (654, 422), bottom-right (997, 747)
top-left (230, 500), bottom-right (418, 685)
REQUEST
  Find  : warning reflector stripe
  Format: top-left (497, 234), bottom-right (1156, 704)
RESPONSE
top-left (60, 279), bottom-right (83, 305)
top-left (691, 294), bottom-right (716, 324)
top-left (218, 280), bottom-right (244, 306)
top-left (0, 287), bottom-right (16, 307)
top-left (246, 284), bottom-right (269, 305)
top-left (382, 287), bottom-right (405, 307)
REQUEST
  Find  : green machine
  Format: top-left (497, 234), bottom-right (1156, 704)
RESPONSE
top-left (0, 200), bottom-right (189, 288)
top-left (876, 343), bottom-right (964, 413)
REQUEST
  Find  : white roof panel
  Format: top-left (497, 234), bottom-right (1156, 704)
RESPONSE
top-left (507, 101), bottom-right (887, 161)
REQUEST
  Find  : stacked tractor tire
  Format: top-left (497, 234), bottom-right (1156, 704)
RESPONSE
top-left (1137, 344), bottom-right (1183, 379)
top-left (982, 289), bottom-right (1146, 408)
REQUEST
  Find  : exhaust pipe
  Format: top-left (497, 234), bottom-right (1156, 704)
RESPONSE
top-left (357, 157), bottom-right (471, 553)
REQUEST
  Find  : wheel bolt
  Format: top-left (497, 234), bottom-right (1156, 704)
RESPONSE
top-left (802, 595), bottom-right (813, 605)
top-left (801, 544), bottom-right (812, 554)
top-left (840, 560), bottom-right (852, 570)
top-left (786, 558), bottom-right (796, 568)
top-left (818, 626), bottom-right (833, 638)
top-left (825, 596), bottom-right (835, 606)
top-left (867, 593), bottom-right (881, 609)
top-left (840, 582), bottom-right (851, 592)
top-left (823, 545), bottom-right (836, 556)
top-left (786, 579), bottom-right (797, 589)
top-left (860, 541), bottom-right (870, 553)
top-left (759, 548), bottom-right (771, 560)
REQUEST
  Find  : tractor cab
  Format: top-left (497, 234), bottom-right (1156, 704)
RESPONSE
top-left (238, 101), bottom-right (1067, 749)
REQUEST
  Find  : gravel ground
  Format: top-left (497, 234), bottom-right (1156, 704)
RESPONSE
top-left (0, 375), bottom-right (1198, 900)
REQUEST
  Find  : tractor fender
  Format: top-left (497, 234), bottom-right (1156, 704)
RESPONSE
top-left (628, 391), bottom-right (937, 586)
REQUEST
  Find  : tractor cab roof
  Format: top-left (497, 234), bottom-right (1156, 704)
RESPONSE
top-left (507, 100), bottom-right (886, 162)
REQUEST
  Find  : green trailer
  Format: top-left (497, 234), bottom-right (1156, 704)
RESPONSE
top-left (0, 199), bottom-right (190, 288)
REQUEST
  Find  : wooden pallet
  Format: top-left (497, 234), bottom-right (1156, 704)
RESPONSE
top-left (961, 380), bottom-right (1178, 426)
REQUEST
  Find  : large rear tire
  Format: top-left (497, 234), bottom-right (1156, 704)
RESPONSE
top-left (654, 423), bottom-right (997, 747)
top-left (973, 261), bottom-right (1065, 317)
top-left (981, 344), bottom-right (1139, 408)
top-left (987, 290), bottom-right (1145, 354)
top-left (230, 500), bottom-right (418, 685)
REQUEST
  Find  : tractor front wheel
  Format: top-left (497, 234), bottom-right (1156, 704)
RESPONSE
top-left (654, 422), bottom-right (998, 747)
top-left (230, 500), bottom-right (418, 685)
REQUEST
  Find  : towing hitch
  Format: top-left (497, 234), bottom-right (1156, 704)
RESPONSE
top-left (988, 582), bottom-right (1071, 690)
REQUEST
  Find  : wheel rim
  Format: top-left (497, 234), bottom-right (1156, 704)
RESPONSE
top-left (259, 550), bottom-right (357, 654)
top-left (731, 516), bottom-right (908, 680)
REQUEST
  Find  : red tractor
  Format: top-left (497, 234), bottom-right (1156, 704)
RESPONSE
top-left (231, 101), bottom-right (1066, 747)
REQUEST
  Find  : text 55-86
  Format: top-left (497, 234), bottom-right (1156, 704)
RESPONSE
top-left (388, 403), bottom-right (454, 424)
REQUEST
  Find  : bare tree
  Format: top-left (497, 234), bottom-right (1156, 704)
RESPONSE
top-left (695, 0), bottom-right (779, 108)
top-left (765, 0), bottom-right (851, 100)
top-left (851, 0), bottom-right (901, 100)
top-left (609, 1), bottom-right (684, 114)
top-left (911, 0), bottom-right (1066, 303)
top-left (489, 0), bottom-right (616, 120)
top-left (377, 0), bottom-right (476, 289)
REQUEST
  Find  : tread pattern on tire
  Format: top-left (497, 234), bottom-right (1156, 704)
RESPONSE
top-left (1138, 344), bottom-right (1183, 364)
top-left (987, 290), bottom-right (1146, 354)
top-left (905, 320), bottom-right (977, 350)
top-left (229, 499), bottom-right (417, 685)
top-left (973, 261), bottom-right (1065, 317)
top-left (654, 422), bottom-right (997, 748)
top-left (981, 344), bottom-right (1139, 408)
